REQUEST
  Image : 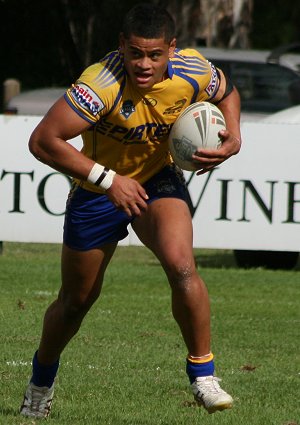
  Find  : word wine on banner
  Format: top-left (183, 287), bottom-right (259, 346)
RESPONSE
top-left (0, 116), bottom-right (299, 251)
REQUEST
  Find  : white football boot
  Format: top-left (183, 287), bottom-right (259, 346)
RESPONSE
top-left (20, 382), bottom-right (54, 418)
top-left (191, 376), bottom-right (233, 414)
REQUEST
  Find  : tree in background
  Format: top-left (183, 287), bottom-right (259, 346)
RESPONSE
top-left (157, 0), bottom-right (253, 48)
top-left (251, 0), bottom-right (300, 49)
top-left (0, 0), bottom-right (299, 94)
top-left (49, 0), bottom-right (139, 80)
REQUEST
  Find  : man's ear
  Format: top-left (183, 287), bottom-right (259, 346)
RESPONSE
top-left (168, 38), bottom-right (176, 58)
top-left (119, 33), bottom-right (125, 53)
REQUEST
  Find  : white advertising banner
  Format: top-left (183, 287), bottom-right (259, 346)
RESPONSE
top-left (0, 115), bottom-right (299, 250)
top-left (0, 115), bottom-right (81, 243)
top-left (188, 122), bottom-right (300, 251)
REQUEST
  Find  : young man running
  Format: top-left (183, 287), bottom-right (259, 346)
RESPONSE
top-left (20, 2), bottom-right (241, 419)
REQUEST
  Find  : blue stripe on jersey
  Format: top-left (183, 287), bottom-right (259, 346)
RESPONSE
top-left (64, 94), bottom-right (96, 125)
top-left (172, 59), bottom-right (208, 73)
top-left (181, 55), bottom-right (207, 63)
top-left (104, 74), bottom-right (126, 116)
top-left (177, 76), bottom-right (198, 103)
top-left (168, 60), bottom-right (174, 78)
top-left (172, 64), bottom-right (208, 74)
top-left (94, 51), bottom-right (125, 88)
top-left (177, 55), bottom-right (207, 66)
top-left (174, 48), bottom-right (207, 61)
top-left (172, 66), bottom-right (208, 75)
top-left (171, 67), bottom-right (200, 103)
top-left (99, 67), bottom-right (123, 88)
top-left (174, 54), bottom-right (207, 63)
top-left (170, 51), bottom-right (212, 102)
top-left (173, 50), bottom-right (209, 68)
top-left (99, 55), bottom-right (122, 82)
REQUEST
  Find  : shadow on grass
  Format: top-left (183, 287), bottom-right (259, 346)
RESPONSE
top-left (194, 249), bottom-right (300, 271)
top-left (194, 250), bottom-right (237, 269)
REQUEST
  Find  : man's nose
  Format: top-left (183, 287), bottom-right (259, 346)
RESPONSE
top-left (137, 56), bottom-right (151, 69)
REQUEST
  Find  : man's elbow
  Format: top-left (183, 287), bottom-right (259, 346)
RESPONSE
top-left (28, 133), bottom-right (46, 163)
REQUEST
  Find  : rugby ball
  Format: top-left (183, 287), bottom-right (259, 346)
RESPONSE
top-left (168, 101), bottom-right (226, 171)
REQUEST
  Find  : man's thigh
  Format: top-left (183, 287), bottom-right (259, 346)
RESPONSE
top-left (60, 242), bottom-right (117, 304)
top-left (133, 165), bottom-right (194, 262)
top-left (133, 197), bottom-right (193, 259)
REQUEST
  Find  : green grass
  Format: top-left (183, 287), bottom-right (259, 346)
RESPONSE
top-left (0, 243), bottom-right (299, 425)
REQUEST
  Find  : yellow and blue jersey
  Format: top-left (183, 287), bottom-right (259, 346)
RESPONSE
top-left (65, 47), bottom-right (220, 193)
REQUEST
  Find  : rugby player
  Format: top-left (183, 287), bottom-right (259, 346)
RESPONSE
top-left (20, 2), bottom-right (241, 418)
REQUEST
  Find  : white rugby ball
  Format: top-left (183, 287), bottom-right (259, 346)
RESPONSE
top-left (168, 101), bottom-right (226, 171)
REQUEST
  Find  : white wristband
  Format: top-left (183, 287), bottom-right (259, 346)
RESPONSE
top-left (87, 163), bottom-right (104, 184)
top-left (87, 163), bottom-right (116, 190)
top-left (100, 169), bottom-right (116, 190)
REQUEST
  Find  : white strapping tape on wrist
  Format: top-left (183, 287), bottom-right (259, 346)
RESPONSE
top-left (100, 169), bottom-right (116, 190)
top-left (87, 163), bottom-right (116, 190)
top-left (87, 163), bottom-right (104, 184)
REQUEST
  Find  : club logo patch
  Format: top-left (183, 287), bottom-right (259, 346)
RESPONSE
top-left (156, 178), bottom-right (177, 194)
top-left (70, 83), bottom-right (105, 116)
top-left (120, 100), bottom-right (135, 119)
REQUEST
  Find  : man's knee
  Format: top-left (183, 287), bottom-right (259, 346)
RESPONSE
top-left (59, 292), bottom-right (98, 322)
top-left (165, 255), bottom-right (196, 288)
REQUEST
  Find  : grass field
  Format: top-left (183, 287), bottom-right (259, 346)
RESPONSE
top-left (0, 242), bottom-right (299, 425)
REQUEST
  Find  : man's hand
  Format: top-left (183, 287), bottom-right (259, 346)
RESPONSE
top-left (106, 174), bottom-right (149, 217)
top-left (192, 129), bottom-right (241, 175)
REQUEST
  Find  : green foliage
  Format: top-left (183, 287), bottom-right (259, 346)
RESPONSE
top-left (251, 0), bottom-right (300, 48)
top-left (1, 0), bottom-right (300, 95)
top-left (0, 243), bottom-right (299, 424)
top-left (0, 0), bottom-right (142, 90)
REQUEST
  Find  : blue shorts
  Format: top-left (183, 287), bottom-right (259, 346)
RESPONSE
top-left (63, 164), bottom-right (189, 250)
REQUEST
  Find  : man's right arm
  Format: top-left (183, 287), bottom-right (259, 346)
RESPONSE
top-left (29, 96), bottom-right (95, 180)
top-left (29, 96), bottom-right (148, 216)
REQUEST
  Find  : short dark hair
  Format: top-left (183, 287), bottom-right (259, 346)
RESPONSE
top-left (122, 3), bottom-right (176, 43)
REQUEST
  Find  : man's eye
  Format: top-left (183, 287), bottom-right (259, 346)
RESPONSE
top-left (131, 51), bottom-right (141, 58)
top-left (151, 53), bottom-right (160, 59)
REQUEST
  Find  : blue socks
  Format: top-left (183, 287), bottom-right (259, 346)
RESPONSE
top-left (186, 353), bottom-right (215, 384)
top-left (31, 351), bottom-right (59, 388)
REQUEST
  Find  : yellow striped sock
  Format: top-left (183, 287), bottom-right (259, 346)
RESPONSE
top-left (187, 352), bottom-right (214, 364)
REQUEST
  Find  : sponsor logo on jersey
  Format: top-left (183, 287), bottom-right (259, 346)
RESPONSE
top-left (70, 83), bottom-right (105, 116)
top-left (120, 100), bottom-right (135, 119)
top-left (96, 117), bottom-right (172, 144)
top-left (142, 97), bottom-right (158, 107)
top-left (205, 63), bottom-right (218, 97)
top-left (163, 99), bottom-right (187, 115)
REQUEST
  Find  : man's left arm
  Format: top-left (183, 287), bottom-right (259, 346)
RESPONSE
top-left (193, 68), bottom-right (242, 174)
top-left (215, 79), bottom-right (242, 156)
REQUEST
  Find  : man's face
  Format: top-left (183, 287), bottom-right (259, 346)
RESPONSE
top-left (120, 34), bottom-right (176, 89)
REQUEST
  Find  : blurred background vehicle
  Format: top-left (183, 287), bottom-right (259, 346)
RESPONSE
top-left (4, 87), bottom-right (66, 115)
top-left (197, 43), bottom-right (300, 121)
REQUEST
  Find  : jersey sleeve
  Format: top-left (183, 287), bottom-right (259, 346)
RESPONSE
top-left (64, 64), bottom-right (106, 124)
top-left (171, 48), bottom-right (221, 104)
top-left (199, 59), bottom-right (220, 102)
top-left (64, 51), bottom-right (124, 124)
top-left (191, 49), bottom-right (221, 102)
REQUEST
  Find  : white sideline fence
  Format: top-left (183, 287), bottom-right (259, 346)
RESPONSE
top-left (0, 115), bottom-right (299, 251)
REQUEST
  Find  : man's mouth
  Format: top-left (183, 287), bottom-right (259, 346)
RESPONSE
top-left (134, 72), bottom-right (152, 84)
